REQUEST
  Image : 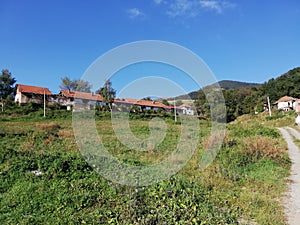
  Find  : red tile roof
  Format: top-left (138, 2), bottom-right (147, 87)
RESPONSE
top-left (136, 99), bottom-right (166, 108)
top-left (113, 99), bottom-right (132, 104)
top-left (114, 98), bottom-right (166, 108)
top-left (16, 84), bottom-right (52, 95)
top-left (274, 96), bottom-right (296, 104)
top-left (165, 105), bottom-right (180, 109)
top-left (60, 90), bottom-right (103, 101)
top-left (178, 103), bottom-right (192, 109)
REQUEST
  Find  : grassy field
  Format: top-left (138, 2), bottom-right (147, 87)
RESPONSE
top-left (0, 110), bottom-right (294, 224)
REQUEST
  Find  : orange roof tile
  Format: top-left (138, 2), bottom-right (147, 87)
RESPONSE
top-left (16, 84), bottom-right (52, 95)
top-left (178, 104), bottom-right (192, 109)
top-left (135, 99), bottom-right (166, 108)
top-left (115, 98), bottom-right (166, 108)
top-left (123, 98), bottom-right (140, 104)
top-left (274, 96), bottom-right (296, 104)
top-left (60, 90), bottom-right (103, 101)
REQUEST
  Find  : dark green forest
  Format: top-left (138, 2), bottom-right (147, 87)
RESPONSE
top-left (194, 67), bottom-right (300, 122)
top-left (174, 80), bottom-right (259, 100)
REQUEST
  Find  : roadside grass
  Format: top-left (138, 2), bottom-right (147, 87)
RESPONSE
top-left (0, 110), bottom-right (292, 224)
top-left (293, 125), bottom-right (300, 132)
top-left (288, 127), bottom-right (300, 151)
top-left (232, 110), bottom-right (296, 128)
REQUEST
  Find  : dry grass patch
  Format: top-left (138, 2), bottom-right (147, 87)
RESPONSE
top-left (35, 122), bottom-right (60, 130)
top-left (57, 129), bottom-right (74, 138)
top-left (243, 135), bottom-right (287, 162)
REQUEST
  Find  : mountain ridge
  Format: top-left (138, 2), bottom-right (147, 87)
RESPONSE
top-left (173, 80), bottom-right (260, 100)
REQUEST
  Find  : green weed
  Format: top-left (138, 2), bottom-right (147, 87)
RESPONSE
top-left (0, 111), bottom-right (292, 224)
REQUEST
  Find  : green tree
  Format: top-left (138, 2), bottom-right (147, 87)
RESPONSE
top-left (257, 67), bottom-right (300, 103)
top-left (60, 76), bottom-right (92, 92)
top-left (0, 69), bottom-right (16, 98)
top-left (142, 97), bottom-right (153, 101)
top-left (175, 99), bottom-right (183, 106)
top-left (96, 79), bottom-right (116, 110)
top-left (0, 69), bottom-right (16, 112)
top-left (161, 99), bottom-right (170, 106)
top-left (195, 67), bottom-right (300, 122)
top-left (195, 89), bottom-right (211, 119)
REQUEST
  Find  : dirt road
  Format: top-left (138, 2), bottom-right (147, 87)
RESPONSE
top-left (278, 127), bottom-right (300, 225)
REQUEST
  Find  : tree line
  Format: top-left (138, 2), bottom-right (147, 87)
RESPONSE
top-left (0, 70), bottom-right (116, 111)
top-left (60, 76), bottom-right (116, 109)
top-left (195, 67), bottom-right (300, 122)
top-left (1, 67), bottom-right (300, 121)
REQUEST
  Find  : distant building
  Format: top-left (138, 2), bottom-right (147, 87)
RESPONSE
top-left (165, 104), bottom-right (195, 116)
top-left (293, 99), bottom-right (300, 113)
top-left (178, 103), bottom-right (195, 116)
top-left (113, 98), bottom-right (166, 112)
top-left (15, 84), bottom-right (53, 104)
top-left (57, 90), bottom-right (103, 110)
top-left (274, 96), bottom-right (296, 111)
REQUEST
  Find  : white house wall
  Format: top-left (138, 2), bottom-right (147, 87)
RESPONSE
top-left (15, 92), bottom-right (29, 104)
top-left (277, 101), bottom-right (293, 110)
top-left (181, 107), bottom-right (194, 116)
top-left (15, 91), bottom-right (52, 104)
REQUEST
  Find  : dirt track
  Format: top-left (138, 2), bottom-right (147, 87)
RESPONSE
top-left (278, 127), bottom-right (300, 225)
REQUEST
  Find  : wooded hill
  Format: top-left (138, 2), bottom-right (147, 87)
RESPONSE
top-left (193, 67), bottom-right (300, 122)
top-left (174, 80), bottom-right (260, 100)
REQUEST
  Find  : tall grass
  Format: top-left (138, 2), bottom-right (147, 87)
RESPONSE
top-left (0, 111), bottom-right (292, 224)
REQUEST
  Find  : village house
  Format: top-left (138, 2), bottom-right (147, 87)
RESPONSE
top-left (14, 84), bottom-right (195, 116)
top-left (178, 103), bottom-right (195, 116)
top-left (57, 90), bottom-right (103, 110)
top-left (294, 99), bottom-right (300, 113)
top-left (294, 99), bottom-right (300, 125)
top-left (112, 98), bottom-right (166, 112)
top-left (274, 96), bottom-right (296, 111)
top-left (14, 84), bottom-right (53, 105)
top-left (133, 99), bottom-right (166, 111)
top-left (165, 104), bottom-right (195, 116)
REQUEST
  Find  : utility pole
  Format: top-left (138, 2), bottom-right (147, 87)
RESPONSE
top-left (43, 89), bottom-right (46, 117)
top-left (1, 97), bottom-right (3, 112)
top-left (174, 97), bottom-right (177, 122)
top-left (267, 96), bottom-right (272, 117)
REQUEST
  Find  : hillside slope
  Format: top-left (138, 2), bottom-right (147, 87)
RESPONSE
top-left (259, 67), bottom-right (300, 103)
top-left (174, 80), bottom-right (260, 100)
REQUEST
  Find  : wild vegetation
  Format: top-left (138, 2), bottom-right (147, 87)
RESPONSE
top-left (2, 67), bottom-right (300, 123)
top-left (60, 76), bottom-right (92, 93)
top-left (0, 67), bottom-right (299, 223)
top-left (194, 67), bottom-right (300, 122)
top-left (0, 69), bottom-right (16, 112)
top-left (175, 80), bottom-right (260, 100)
top-left (0, 109), bottom-right (295, 224)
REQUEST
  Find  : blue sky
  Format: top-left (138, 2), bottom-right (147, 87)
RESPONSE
top-left (1, 0), bottom-right (299, 98)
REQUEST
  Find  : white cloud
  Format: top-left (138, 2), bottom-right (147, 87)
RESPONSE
top-left (153, 0), bottom-right (164, 4)
top-left (127, 8), bottom-right (145, 19)
top-left (199, 0), bottom-right (235, 14)
top-left (166, 0), bottom-right (197, 18)
top-left (199, 0), bottom-right (222, 13)
top-left (164, 0), bottom-right (235, 18)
